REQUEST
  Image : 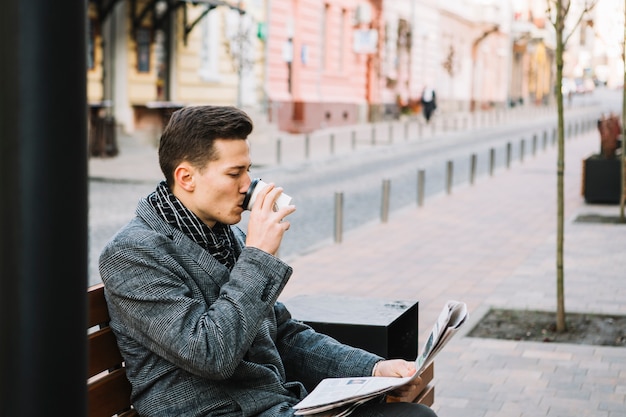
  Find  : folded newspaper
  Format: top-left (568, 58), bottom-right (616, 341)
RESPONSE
top-left (293, 300), bottom-right (468, 416)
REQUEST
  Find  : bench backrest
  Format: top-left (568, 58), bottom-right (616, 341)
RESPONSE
top-left (87, 284), bottom-right (138, 417)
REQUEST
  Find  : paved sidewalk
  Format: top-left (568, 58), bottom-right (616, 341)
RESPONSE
top-left (89, 117), bottom-right (626, 416)
top-left (279, 130), bottom-right (626, 417)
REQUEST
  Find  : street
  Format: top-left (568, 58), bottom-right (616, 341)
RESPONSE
top-left (89, 88), bottom-right (623, 286)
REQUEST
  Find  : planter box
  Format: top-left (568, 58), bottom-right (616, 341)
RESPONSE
top-left (583, 156), bottom-right (621, 204)
top-left (283, 294), bottom-right (418, 361)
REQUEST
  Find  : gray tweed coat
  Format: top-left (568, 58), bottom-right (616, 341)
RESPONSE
top-left (99, 197), bottom-right (381, 417)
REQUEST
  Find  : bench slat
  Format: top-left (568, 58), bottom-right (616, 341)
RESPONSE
top-left (88, 284), bottom-right (136, 417)
top-left (414, 384), bottom-right (435, 407)
top-left (88, 284), bottom-right (109, 328)
top-left (87, 368), bottom-right (135, 417)
top-left (88, 327), bottom-right (124, 378)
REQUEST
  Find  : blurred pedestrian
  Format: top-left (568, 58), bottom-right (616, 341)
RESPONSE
top-left (421, 86), bottom-right (437, 123)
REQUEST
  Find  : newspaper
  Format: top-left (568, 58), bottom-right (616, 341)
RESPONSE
top-left (293, 300), bottom-right (468, 416)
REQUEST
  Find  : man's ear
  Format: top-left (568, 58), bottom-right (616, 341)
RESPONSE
top-left (174, 163), bottom-right (195, 192)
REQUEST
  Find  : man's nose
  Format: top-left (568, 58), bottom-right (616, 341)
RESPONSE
top-left (241, 174), bottom-right (252, 193)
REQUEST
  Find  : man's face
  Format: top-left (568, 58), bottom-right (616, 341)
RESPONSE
top-left (181, 139), bottom-right (252, 228)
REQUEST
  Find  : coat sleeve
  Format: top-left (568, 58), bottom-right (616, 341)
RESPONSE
top-left (272, 302), bottom-right (381, 391)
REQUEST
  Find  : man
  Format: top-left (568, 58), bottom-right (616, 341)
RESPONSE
top-left (421, 86), bottom-right (437, 123)
top-left (99, 105), bottom-right (437, 417)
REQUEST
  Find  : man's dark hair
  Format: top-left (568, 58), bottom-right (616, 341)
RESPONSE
top-left (158, 105), bottom-right (254, 186)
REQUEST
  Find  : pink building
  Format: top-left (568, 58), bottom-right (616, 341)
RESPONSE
top-left (266, 0), bottom-right (383, 133)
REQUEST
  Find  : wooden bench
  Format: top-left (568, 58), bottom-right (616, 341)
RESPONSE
top-left (87, 285), bottom-right (434, 415)
top-left (87, 284), bottom-right (137, 417)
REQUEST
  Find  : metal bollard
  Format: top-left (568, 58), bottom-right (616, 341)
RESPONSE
top-left (489, 148), bottom-right (495, 177)
top-left (520, 139), bottom-right (525, 162)
top-left (567, 124), bottom-right (571, 139)
top-left (389, 123), bottom-right (393, 143)
top-left (334, 192), bottom-right (343, 243)
top-left (532, 134), bottom-right (537, 156)
top-left (381, 179), bottom-right (391, 223)
top-left (470, 154), bottom-right (477, 185)
top-left (330, 133), bottom-right (335, 155)
top-left (351, 130), bottom-right (356, 150)
top-left (417, 169), bottom-right (425, 207)
top-left (305, 134), bottom-right (310, 159)
top-left (371, 126), bottom-right (376, 145)
top-left (276, 138), bottom-right (282, 165)
top-left (543, 130), bottom-right (547, 150)
top-left (446, 160), bottom-right (453, 195)
top-left (506, 142), bottom-right (512, 169)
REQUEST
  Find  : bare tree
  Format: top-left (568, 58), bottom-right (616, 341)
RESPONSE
top-left (546, 0), bottom-right (597, 333)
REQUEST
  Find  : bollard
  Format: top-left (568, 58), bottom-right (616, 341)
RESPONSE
top-left (381, 179), bottom-right (391, 223)
top-left (334, 192), bottom-right (343, 243)
top-left (404, 121), bottom-right (409, 140)
top-left (489, 148), bottom-right (495, 176)
top-left (351, 130), bottom-right (356, 150)
top-left (276, 138), bottom-right (282, 165)
top-left (330, 133), bottom-right (335, 155)
top-left (506, 142), bottom-right (512, 169)
top-left (543, 130), bottom-right (547, 151)
top-left (417, 169), bottom-right (425, 207)
top-left (532, 134), bottom-right (537, 156)
top-left (305, 134), bottom-right (310, 159)
top-left (520, 139), bottom-right (525, 162)
top-left (389, 123), bottom-right (393, 143)
top-left (470, 154), bottom-right (477, 185)
top-left (552, 127), bottom-right (556, 145)
top-left (371, 126), bottom-right (376, 145)
top-left (567, 124), bottom-right (571, 139)
top-left (446, 160), bottom-right (453, 195)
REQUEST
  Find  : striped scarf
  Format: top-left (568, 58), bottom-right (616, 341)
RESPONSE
top-left (149, 181), bottom-right (239, 271)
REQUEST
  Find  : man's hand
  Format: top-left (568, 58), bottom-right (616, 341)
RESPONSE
top-left (245, 183), bottom-right (296, 255)
top-left (373, 359), bottom-right (424, 403)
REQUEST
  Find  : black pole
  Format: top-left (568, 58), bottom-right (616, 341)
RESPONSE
top-left (1, 0), bottom-right (88, 416)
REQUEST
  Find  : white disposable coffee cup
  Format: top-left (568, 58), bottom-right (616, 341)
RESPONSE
top-left (243, 178), bottom-right (293, 211)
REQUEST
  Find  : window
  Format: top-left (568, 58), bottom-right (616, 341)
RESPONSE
top-left (199, 8), bottom-right (220, 81)
top-left (321, 4), bottom-right (329, 71)
top-left (338, 9), bottom-right (346, 72)
top-left (136, 27), bottom-right (151, 73)
top-left (87, 19), bottom-right (96, 70)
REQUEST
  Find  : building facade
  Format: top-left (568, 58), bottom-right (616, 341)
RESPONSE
top-left (87, 0), bottom-right (615, 137)
top-left (264, 0), bottom-right (382, 132)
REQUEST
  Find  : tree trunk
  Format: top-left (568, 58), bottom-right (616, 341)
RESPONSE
top-left (555, 0), bottom-right (567, 333)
